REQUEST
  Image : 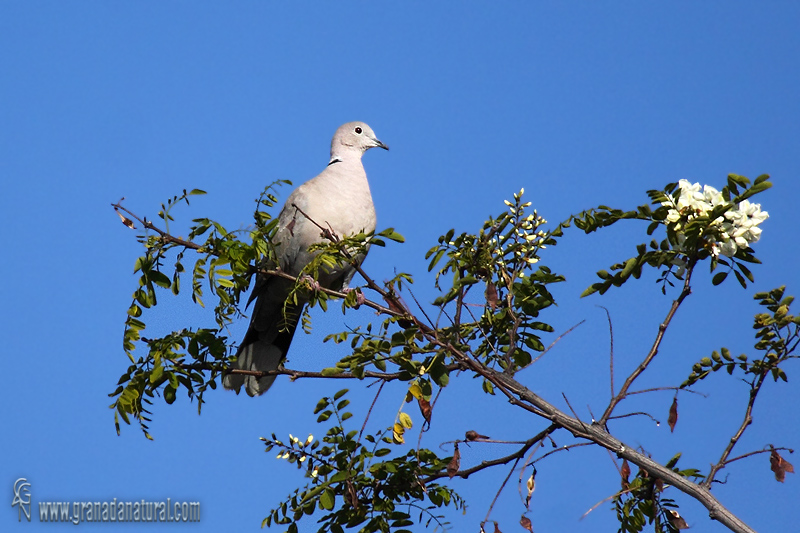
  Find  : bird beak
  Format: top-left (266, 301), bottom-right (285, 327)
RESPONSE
top-left (373, 138), bottom-right (389, 151)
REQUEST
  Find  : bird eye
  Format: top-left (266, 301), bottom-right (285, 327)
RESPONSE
top-left (355, 127), bottom-right (362, 134)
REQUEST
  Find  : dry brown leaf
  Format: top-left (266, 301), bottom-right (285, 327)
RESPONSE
top-left (418, 397), bottom-right (432, 425)
top-left (525, 467), bottom-right (536, 508)
top-left (620, 458), bottom-right (631, 489)
top-left (383, 294), bottom-right (414, 329)
top-left (345, 479), bottom-right (359, 509)
top-left (666, 509), bottom-right (689, 529)
top-left (668, 397), bottom-right (678, 433)
top-left (492, 521), bottom-right (502, 533)
top-left (770, 449), bottom-right (794, 482)
top-left (115, 210), bottom-right (135, 229)
top-left (465, 430), bottom-right (490, 441)
top-left (447, 443), bottom-right (460, 478)
top-left (485, 281), bottom-right (498, 310)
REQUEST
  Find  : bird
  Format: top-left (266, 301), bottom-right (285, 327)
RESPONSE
top-left (223, 122), bottom-right (388, 396)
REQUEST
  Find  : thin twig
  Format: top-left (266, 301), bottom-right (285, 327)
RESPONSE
top-left (404, 283), bottom-right (437, 337)
top-left (597, 305), bottom-right (615, 398)
top-left (463, 300), bottom-right (502, 359)
top-left (440, 438), bottom-right (530, 448)
top-left (483, 457), bottom-right (522, 526)
top-left (526, 320), bottom-right (586, 367)
top-left (598, 264), bottom-right (695, 426)
top-left (528, 442), bottom-right (594, 467)
top-left (562, 392), bottom-right (589, 434)
top-left (723, 446), bottom-right (794, 467)
top-left (518, 441), bottom-right (545, 505)
top-left (113, 201), bottom-right (201, 250)
top-left (627, 386), bottom-right (708, 398)
top-left (703, 370), bottom-right (768, 488)
top-left (423, 425), bottom-right (558, 483)
top-left (581, 487), bottom-right (636, 520)
top-left (358, 381), bottom-right (386, 442)
top-left (607, 411), bottom-right (661, 425)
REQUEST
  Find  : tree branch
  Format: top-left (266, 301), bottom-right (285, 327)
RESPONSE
top-left (112, 201), bottom-right (202, 251)
top-left (722, 446), bottom-right (793, 467)
top-left (290, 203), bottom-right (434, 333)
top-left (423, 425), bottom-right (558, 483)
top-left (484, 367), bottom-right (756, 533)
top-left (597, 305), bottom-right (615, 399)
top-left (257, 267), bottom-right (403, 317)
top-left (418, 328), bottom-right (757, 531)
top-left (702, 370), bottom-right (767, 488)
top-left (598, 264), bottom-right (695, 426)
top-left (176, 360), bottom-right (458, 382)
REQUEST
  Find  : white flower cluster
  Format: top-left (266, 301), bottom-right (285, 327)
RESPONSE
top-left (497, 188), bottom-right (548, 277)
top-left (662, 179), bottom-right (768, 258)
top-left (268, 433), bottom-right (314, 463)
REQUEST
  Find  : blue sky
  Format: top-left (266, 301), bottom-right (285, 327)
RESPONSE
top-left (2, 2), bottom-right (799, 531)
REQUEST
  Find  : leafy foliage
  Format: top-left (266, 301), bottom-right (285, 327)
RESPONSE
top-left (682, 286), bottom-right (799, 388)
top-left (112, 183), bottom-right (287, 438)
top-left (261, 390), bottom-right (464, 533)
top-left (111, 174), bottom-right (793, 533)
top-left (570, 174), bottom-right (771, 296)
top-left (614, 453), bottom-right (703, 533)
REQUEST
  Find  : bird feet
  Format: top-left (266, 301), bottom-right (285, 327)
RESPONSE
top-left (300, 274), bottom-right (321, 292)
top-left (342, 287), bottom-right (366, 308)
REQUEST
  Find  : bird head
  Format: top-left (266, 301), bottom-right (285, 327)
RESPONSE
top-left (331, 121), bottom-right (389, 158)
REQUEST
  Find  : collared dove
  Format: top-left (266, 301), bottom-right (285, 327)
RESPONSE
top-left (223, 122), bottom-right (388, 396)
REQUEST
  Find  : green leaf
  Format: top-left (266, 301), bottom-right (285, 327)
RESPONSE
top-left (665, 452), bottom-right (682, 469)
top-left (712, 272), bottom-right (728, 286)
top-left (333, 388), bottom-right (349, 401)
top-left (379, 228), bottom-right (405, 243)
top-left (149, 270), bottom-right (172, 289)
top-left (620, 257), bottom-right (637, 278)
top-left (164, 385), bottom-right (176, 405)
top-left (428, 249), bottom-right (446, 272)
top-left (319, 488), bottom-right (335, 511)
top-left (581, 284), bottom-right (601, 298)
top-left (149, 364), bottom-right (163, 384)
top-left (398, 412), bottom-right (413, 429)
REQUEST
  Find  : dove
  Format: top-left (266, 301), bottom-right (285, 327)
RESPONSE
top-left (223, 122), bottom-right (388, 396)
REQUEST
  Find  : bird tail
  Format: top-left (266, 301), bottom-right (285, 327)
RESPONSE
top-left (223, 305), bottom-right (301, 396)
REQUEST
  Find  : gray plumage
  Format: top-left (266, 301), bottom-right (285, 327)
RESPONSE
top-left (223, 122), bottom-right (388, 396)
